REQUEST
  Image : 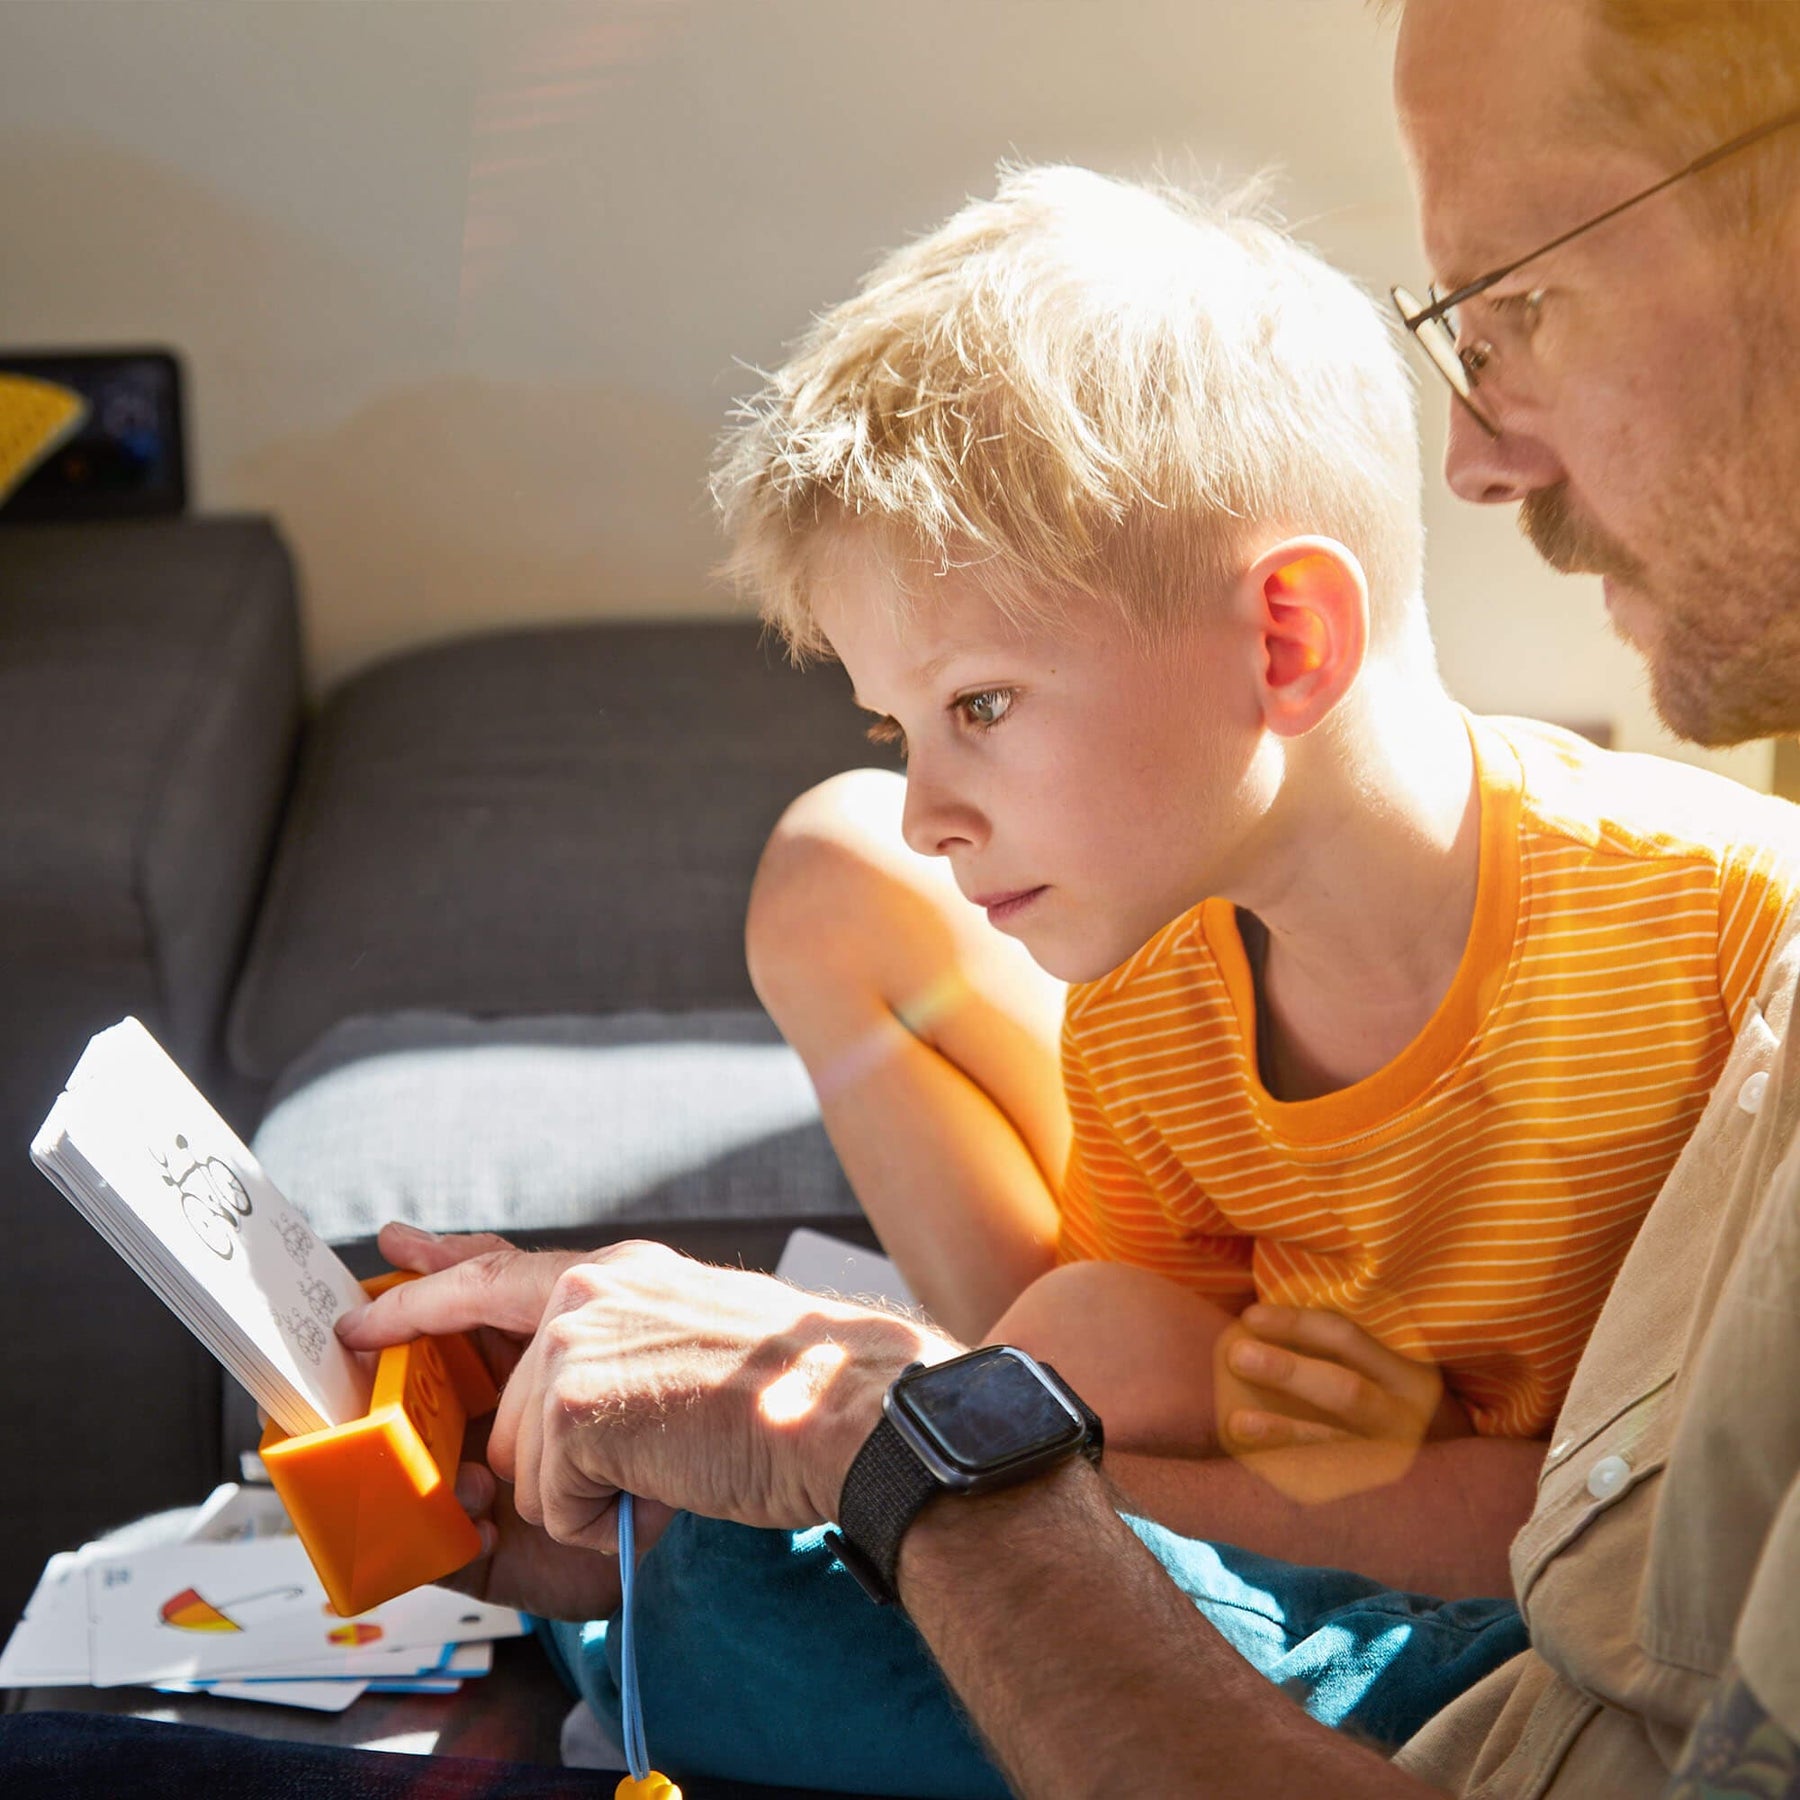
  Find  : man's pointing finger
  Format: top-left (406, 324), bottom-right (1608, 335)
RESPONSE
top-left (334, 1249), bottom-right (564, 1349)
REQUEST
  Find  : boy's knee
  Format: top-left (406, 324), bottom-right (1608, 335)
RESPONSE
top-left (748, 770), bottom-right (907, 986)
top-left (994, 1262), bottom-right (1230, 1453)
top-left (992, 1260), bottom-right (1134, 1359)
top-left (764, 768), bottom-right (908, 862)
top-left (992, 1263), bottom-right (1146, 1435)
top-left (745, 768), bottom-right (926, 1009)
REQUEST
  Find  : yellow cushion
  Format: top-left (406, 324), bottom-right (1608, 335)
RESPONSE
top-left (0, 372), bottom-right (87, 504)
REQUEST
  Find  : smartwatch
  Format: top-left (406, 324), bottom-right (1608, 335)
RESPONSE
top-left (825, 1344), bottom-right (1104, 1606)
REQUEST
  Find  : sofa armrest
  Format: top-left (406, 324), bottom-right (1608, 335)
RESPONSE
top-left (0, 514), bottom-right (302, 1623)
top-left (0, 514), bottom-right (301, 1111)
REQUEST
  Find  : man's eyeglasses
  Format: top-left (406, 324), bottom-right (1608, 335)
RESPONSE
top-left (1392, 103), bottom-right (1800, 436)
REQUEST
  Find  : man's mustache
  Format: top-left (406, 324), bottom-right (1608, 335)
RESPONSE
top-left (1519, 486), bottom-right (1645, 583)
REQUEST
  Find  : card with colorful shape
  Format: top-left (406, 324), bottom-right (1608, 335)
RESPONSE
top-left (87, 1533), bottom-right (525, 1686)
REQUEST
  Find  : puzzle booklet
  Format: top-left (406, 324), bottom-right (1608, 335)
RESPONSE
top-left (31, 1017), bottom-right (373, 1438)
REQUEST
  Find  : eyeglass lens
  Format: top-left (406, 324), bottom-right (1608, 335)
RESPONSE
top-left (1391, 285), bottom-right (1499, 435)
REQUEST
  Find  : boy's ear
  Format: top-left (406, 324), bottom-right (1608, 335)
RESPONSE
top-left (1244, 538), bottom-right (1369, 738)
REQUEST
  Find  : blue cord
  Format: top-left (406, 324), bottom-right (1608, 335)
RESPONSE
top-left (617, 1491), bottom-right (650, 1783)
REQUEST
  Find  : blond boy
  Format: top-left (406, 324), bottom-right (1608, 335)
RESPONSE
top-left (327, 166), bottom-right (1800, 1794)
top-left (728, 164), bottom-right (1800, 1583)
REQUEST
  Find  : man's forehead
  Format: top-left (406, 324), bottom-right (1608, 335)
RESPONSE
top-left (1394, 0), bottom-right (1607, 278)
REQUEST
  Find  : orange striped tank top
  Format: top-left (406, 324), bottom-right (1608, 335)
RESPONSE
top-left (1056, 714), bottom-right (1800, 1437)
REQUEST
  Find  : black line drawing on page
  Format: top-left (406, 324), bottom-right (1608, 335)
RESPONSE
top-left (277, 1306), bottom-right (328, 1366)
top-left (297, 1274), bottom-right (339, 1322)
top-left (275, 1211), bottom-right (315, 1266)
top-left (153, 1134), bottom-right (252, 1260)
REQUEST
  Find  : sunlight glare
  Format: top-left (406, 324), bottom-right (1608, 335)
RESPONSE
top-left (758, 1341), bottom-right (850, 1426)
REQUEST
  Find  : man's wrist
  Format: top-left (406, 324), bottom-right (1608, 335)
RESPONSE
top-left (799, 1318), bottom-right (963, 1523)
top-left (898, 1456), bottom-right (1110, 1595)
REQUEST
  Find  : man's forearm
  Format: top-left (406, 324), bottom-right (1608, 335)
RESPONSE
top-left (1104, 1435), bottom-right (1544, 1597)
top-left (898, 1462), bottom-right (1448, 1800)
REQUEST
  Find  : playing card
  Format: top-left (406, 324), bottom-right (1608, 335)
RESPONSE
top-left (86, 1533), bottom-right (525, 1686)
top-left (205, 1634), bottom-right (495, 1682)
top-left (0, 1548), bottom-right (104, 1685)
top-left (154, 1676), bottom-right (371, 1712)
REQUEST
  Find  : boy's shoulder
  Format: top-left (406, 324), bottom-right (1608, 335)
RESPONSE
top-left (1481, 713), bottom-right (1800, 879)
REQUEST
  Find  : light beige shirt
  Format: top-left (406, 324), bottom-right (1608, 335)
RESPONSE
top-left (1396, 918), bottom-right (1800, 1797)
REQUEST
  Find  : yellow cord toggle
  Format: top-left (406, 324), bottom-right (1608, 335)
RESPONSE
top-left (615, 1773), bottom-right (682, 1800)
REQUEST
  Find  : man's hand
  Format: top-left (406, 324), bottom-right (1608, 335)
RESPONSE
top-left (1216, 1304), bottom-right (1474, 1455)
top-left (349, 1220), bottom-right (591, 1387)
top-left (440, 1456), bottom-right (628, 1621)
top-left (337, 1227), bottom-right (953, 1552)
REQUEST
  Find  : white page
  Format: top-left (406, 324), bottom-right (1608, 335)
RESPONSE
top-left (1, 1487), bottom-right (246, 1686)
top-left (32, 1018), bottom-right (372, 1435)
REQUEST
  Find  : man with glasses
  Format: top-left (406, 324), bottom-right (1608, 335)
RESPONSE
top-left (1392, 3), bottom-right (1800, 763)
top-left (7, 2), bottom-right (1799, 1795)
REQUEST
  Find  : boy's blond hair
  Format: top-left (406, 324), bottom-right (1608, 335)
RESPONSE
top-left (714, 164), bottom-right (1426, 662)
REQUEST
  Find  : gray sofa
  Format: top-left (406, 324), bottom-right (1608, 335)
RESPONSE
top-left (0, 514), bottom-right (895, 1628)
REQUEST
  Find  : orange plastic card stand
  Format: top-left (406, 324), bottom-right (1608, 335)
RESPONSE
top-left (259, 1272), bottom-right (499, 1617)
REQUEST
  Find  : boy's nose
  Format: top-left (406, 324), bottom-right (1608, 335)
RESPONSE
top-left (899, 767), bottom-right (983, 859)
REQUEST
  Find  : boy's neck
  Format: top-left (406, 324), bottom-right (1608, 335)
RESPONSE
top-left (1231, 669), bottom-right (1481, 1103)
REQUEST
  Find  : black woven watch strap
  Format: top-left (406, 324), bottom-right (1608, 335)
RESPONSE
top-left (824, 1413), bottom-right (939, 1606)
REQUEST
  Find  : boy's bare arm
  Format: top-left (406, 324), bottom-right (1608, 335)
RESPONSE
top-left (1105, 1435), bottom-right (1544, 1598)
top-left (813, 1004), bottom-right (1064, 1340)
top-left (747, 769), bottom-right (1071, 1342)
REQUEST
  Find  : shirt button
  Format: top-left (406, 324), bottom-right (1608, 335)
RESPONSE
top-left (1739, 1071), bottom-right (1770, 1115)
top-left (1587, 1454), bottom-right (1632, 1501)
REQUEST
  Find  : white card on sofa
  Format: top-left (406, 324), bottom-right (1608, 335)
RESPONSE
top-left (777, 1227), bottom-right (918, 1310)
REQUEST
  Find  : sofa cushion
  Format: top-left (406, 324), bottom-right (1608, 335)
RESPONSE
top-left (226, 620), bottom-right (895, 1082)
top-left (250, 1009), bottom-right (863, 1244)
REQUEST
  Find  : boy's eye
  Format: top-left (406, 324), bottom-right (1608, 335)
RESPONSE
top-left (865, 715), bottom-right (908, 758)
top-left (957, 689), bottom-right (1013, 728)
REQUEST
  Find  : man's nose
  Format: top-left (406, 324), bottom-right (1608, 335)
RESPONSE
top-left (899, 764), bottom-right (982, 859)
top-left (1442, 399), bottom-right (1568, 506)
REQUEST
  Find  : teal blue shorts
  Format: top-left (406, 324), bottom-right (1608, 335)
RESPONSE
top-left (540, 1512), bottom-right (1527, 1799)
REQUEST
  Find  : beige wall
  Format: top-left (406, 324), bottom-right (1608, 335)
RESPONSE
top-left (0, 0), bottom-right (1769, 786)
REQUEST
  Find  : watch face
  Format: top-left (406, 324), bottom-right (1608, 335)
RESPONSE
top-left (893, 1347), bottom-right (1083, 1477)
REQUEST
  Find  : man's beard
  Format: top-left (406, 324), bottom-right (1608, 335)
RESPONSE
top-left (1519, 481), bottom-right (1800, 748)
top-left (1519, 485), bottom-right (1644, 584)
top-left (1513, 286), bottom-right (1800, 748)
